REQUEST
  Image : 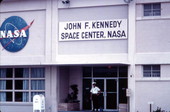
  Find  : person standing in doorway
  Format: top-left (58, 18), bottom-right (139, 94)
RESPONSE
top-left (90, 82), bottom-right (101, 112)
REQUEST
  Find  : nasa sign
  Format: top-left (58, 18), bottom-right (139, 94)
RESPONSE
top-left (0, 16), bottom-right (34, 52)
top-left (59, 19), bottom-right (127, 41)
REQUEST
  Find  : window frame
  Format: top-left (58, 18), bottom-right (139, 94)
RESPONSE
top-left (0, 67), bottom-right (45, 103)
top-left (143, 65), bottom-right (161, 77)
top-left (143, 3), bottom-right (161, 16)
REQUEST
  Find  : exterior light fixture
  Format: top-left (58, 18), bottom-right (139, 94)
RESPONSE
top-left (62, 0), bottom-right (70, 4)
top-left (124, 0), bottom-right (133, 3)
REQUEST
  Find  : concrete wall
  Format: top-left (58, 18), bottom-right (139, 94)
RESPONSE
top-left (135, 65), bottom-right (170, 112)
top-left (58, 66), bottom-right (83, 109)
top-left (69, 66), bottom-right (83, 109)
top-left (136, 1), bottom-right (170, 65)
top-left (0, 105), bottom-right (33, 112)
top-left (59, 66), bottom-right (70, 103)
top-left (136, 81), bottom-right (170, 112)
top-left (0, 0), bottom-right (55, 65)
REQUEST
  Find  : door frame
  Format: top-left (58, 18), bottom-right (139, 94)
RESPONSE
top-left (92, 78), bottom-right (119, 111)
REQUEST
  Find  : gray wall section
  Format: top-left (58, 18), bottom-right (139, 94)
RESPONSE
top-left (59, 6), bottom-right (128, 21)
top-left (69, 66), bottom-right (83, 109)
top-left (0, 105), bottom-right (33, 112)
top-left (59, 66), bottom-right (70, 103)
top-left (58, 5), bottom-right (128, 55)
top-left (135, 65), bottom-right (170, 112)
top-left (136, 19), bottom-right (170, 53)
top-left (58, 66), bottom-right (83, 109)
top-left (136, 3), bottom-right (170, 53)
top-left (136, 81), bottom-right (170, 112)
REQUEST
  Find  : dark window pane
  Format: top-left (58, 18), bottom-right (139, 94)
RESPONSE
top-left (6, 68), bottom-right (13, 78)
top-left (15, 80), bottom-right (29, 90)
top-left (153, 3), bottom-right (161, 9)
top-left (15, 92), bottom-right (28, 102)
top-left (143, 66), bottom-right (151, 71)
top-left (107, 93), bottom-right (117, 109)
top-left (144, 4), bottom-right (151, 10)
top-left (119, 66), bottom-right (128, 77)
top-left (153, 10), bottom-right (161, 16)
top-left (15, 68), bottom-right (29, 78)
top-left (119, 79), bottom-right (127, 103)
top-left (144, 11), bottom-right (152, 16)
top-left (6, 80), bottom-right (13, 89)
top-left (106, 79), bottom-right (117, 92)
top-left (152, 71), bottom-right (160, 77)
top-left (83, 67), bottom-right (92, 77)
top-left (152, 65), bottom-right (160, 70)
top-left (83, 79), bottom-right (92, 110)
top-left (93, 67), bottom-right (117, 77)
top-left (144, 71), bottom-right (151, 77)
top-left (6, 92), bottom-right (12, 101)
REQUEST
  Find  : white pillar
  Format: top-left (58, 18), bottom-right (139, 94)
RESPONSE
top-left (128, 0), bottom-right (136, 112)
top-left (51, 66), bottom-right (59, 112)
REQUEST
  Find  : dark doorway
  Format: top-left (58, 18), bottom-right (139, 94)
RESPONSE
top-left (83, 66), bottom-right (128, 111)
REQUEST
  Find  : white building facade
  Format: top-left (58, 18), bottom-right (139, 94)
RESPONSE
top-left (0, 0), bottom-right (170, 112)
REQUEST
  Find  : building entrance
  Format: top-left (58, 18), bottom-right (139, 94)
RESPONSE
top-left (83, 66), bottom-right (128, 111)
top-left (94, 78), bottom-right (118, 110)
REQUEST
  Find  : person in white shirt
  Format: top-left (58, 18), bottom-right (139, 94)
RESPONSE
top-left (90, 82), bottom-right (101, 112)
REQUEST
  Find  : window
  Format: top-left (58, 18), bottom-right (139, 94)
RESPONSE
top-left (144, 3), bottom-right (161, 16)
top-left (143, 65), bottom-right (160, 77)
top-left (0, 68), bottom-right (45, 102)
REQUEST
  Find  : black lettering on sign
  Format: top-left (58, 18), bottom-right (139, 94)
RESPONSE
top-left (61, 32), bottom-right (80, 40)
top-left (64, 22), bottom-right (81, 30)
top-left (107, 30), bottom-right (126, 38)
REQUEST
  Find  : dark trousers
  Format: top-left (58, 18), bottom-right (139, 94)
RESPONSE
top-left (92, 94), bottom-right (99, 111)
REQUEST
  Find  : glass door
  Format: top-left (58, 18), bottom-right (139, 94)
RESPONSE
top-left (93, 78), bottom-right (118, 111)
top-left (94, 79), bottom-right (104, 109)
top-left (106, 79), bottom-right (118, 110)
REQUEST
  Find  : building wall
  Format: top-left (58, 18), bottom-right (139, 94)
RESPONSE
top-left (0, 0), bottom-right (132, 112)
top-left (59, 66), bottom-right (70, 103)
top-left (56, 0), bottom-right (129, 65)
top-left (58, 66), bottom-right (83, 109)
top-left (0, 0), bottom-right (55, 65)
top-left (136, 1), bottom-right (170, 64)
top-left (58, 6), bottom-right (128, 55)
top-left (135, 1), bottom-right (170, 112)
top-left (135, 65), bottom-right (170, 112)
top-left (1, 0), bottom-right (170, 112)
top-left (69, 66), bottom-right (83, 109)
top-left (136, 81), bottom-right (170, 112)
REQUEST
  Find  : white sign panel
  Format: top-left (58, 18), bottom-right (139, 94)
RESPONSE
top-left (59, 19), bottom-right (127, 41)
